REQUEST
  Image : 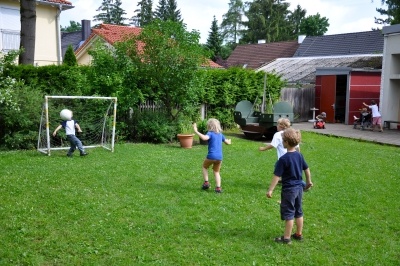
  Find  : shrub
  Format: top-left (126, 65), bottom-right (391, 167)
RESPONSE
top-left (63, 45), bottom-right (77, 66)
top-left (131, 111), bottom-right (176, 143)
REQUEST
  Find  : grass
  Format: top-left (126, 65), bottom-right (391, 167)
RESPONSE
top-left (0, 131), bottom-right (399, 265)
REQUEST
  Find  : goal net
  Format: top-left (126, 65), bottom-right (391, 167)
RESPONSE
top-left (38, 96), bottom-right (117, 156)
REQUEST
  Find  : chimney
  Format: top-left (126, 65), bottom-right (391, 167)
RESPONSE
top-left (82, 20), bottom-right (91, 41)
top-left (298, 35), bottom-right (306, 43)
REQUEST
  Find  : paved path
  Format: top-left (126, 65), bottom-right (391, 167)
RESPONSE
top-left (293, 122), bottom-right (400, 147)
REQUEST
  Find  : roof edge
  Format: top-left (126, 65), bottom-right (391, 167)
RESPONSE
top-left (382, 24), bottom-right (400, 35)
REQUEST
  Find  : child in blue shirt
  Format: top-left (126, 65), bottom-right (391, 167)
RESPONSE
top-left (266, 128), bottom-right (312, 244)
top-left (193, 118), bottom-right (231, 193)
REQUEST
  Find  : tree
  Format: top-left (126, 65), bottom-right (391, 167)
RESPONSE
top-left (119, 20), bottom-right (208, 122)
top-left (221, 0), bottom-right (245, 44)
top-left (156, 0), bottom-right (182, 23)
top-left (299, 13), bottom-right (329, 36)
top-left (241, 0), bottom-right (292, 43)
top-left (154, 0), bottom-right (168, 20)
top-left (94, 0), bottom-right (112, 24)
top-left (111, 0), bottom-right (128, 25)
top-left (63, 45), bottom-right (77, 66)
top-left (61, 21), bottom-right (82, 32)
top-left (288, 5), bottom-right (307, 36)
top-left (131, 0), bottom-right (153, 26)
top-left (93, 0), bottom-right (127, 25)
top-left (19, 0), bottom-right (36, 65)
top-left (206, 16), bottom-right (223, 61)
top-left (375, 0), bottom-right (400, 25)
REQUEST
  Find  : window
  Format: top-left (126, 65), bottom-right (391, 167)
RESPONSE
top-left (0, 7), bottom-right (20, 52)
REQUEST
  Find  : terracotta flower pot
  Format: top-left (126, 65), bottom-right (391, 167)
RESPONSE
top-left (177, 134), bottom-right (194, 148)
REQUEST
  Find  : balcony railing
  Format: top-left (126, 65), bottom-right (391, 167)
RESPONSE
top-left (1, 29), bottom-right (20, 52)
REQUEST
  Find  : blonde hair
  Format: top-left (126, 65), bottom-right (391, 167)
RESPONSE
top-left (277, 118), bottom-right (291, 129)
top-left (207, 118), bottom-right (222, 133)
top-left (281, 128), bottom-right (301, 147)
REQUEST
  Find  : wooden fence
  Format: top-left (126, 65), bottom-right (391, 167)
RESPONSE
top-left (280, 86), bottom-right (315, 122)
top-left (137, 86), bottom-right (316, 122)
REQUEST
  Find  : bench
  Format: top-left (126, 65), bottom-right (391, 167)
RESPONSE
top-left (383, 120), bottom-right (400, 129)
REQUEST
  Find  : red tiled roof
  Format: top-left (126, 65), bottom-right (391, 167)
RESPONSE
top-left (75, 24), bottom-right (142, 55)
top-left (202, 59), bottom-right (224, 69)
top-left (227, 41), bottom-right (299, 69)
top-left (43, 0), bottom-right (73, 5)
top-left (92, 24), bottom-right (142, 45)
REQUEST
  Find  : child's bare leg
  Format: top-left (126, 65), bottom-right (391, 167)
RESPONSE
top-left (214, 171), bottom-right (221, 187)
top-left (202, 167), bottom-right (209, 182)
top-left (295, 216), bottom-right (303, 235)
top-left (284, 219), bottom-right (294, 239)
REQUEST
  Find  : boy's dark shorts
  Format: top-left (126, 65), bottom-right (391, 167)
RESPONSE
top-left (280, 186), bottom-right (303, 220)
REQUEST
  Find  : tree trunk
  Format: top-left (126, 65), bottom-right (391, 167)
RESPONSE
top-left (19, 0), bottom-right (36, 65)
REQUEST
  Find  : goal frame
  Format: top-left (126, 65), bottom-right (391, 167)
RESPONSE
top-left (37, 95), bottom-right (117, 156)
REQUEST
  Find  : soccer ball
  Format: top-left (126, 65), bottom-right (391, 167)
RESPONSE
top-left (60, 109), bottom-right (72, 120)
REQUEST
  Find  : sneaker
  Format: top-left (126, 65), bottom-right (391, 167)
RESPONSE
top-left (291, 233), bottom-right (303, 241)
top-left (215, 187), bottom-right (222, 193)
top-left (67, 153), bottom-right (73, 157)
top-left (202, 181), bottom-right (210, 190)
top-left (80, 152), bottom-right (88, 156)
top-left (274, 236), bottom-right (291, 244)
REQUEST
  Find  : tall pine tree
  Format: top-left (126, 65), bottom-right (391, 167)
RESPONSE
top-left (131, 0), bottom-right (153, 26)
top-left (221, 0), bottom-right (245, 44)
top-left (165, 0), bottom-right (182, 23)
top-left (242, 0), bottom-right (292, 43)
top-left (288, 5), bottom-right (307, 37)
top-left (155, 0), bottom-right (182, 23)
top-left (206, 16), bottom-right (223, 62)
top-left (154, 0), bottom-right (167, 20)
top-left (94, 0), bottom-right (127, 25)
top-left (111, 0), bottom-right (128, 25)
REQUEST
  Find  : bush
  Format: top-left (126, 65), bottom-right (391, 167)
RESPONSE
top-left (63, 45), bottom-right (77, 66)
top-left (131, 111), bottom-right (177, 143)
top-left (0, 83), bottom-right (43, 150)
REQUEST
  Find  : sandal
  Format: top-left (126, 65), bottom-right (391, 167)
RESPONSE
top-left (274, 236), bottom-right (291, 244)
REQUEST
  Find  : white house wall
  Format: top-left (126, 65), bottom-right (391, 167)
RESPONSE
top-left (35, 5), bottom-right (59, 66)
top-left (0, 0), bottom-right (62, 65)
top-left (381, 24), bottom-right (400, 128)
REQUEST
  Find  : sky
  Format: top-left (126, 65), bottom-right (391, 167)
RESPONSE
top-left (60, 0), bottom-right (386, 44)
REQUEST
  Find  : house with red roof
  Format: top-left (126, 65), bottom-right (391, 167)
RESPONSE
top-left (74, 24), bottom-right (223, 68)
top-left (75, 24), bottom-right (142, 65)
top-left (0, 0), bottom-right (73, 65)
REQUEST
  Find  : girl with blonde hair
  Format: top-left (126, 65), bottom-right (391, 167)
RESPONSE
top-left (193, 118), bottom-right (231, 193)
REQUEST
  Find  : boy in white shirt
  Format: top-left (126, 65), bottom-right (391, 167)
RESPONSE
top-left (53, 110), bottom-right (88, 157)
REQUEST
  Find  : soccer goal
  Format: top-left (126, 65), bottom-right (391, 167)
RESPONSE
top-left (38, 96), bottom-right (117, 156)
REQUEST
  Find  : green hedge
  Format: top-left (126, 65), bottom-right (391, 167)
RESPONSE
top-left (0, 60), bottom-right (285, 150)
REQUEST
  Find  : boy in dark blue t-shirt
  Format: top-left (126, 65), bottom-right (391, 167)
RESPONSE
top-left (266, 128), bottom-right (312, 244)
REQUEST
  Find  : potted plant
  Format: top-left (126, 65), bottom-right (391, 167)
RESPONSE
top-left (177, 122), bottom-right (195, 148)
top-left (196, 119), bottom-right (208, 145)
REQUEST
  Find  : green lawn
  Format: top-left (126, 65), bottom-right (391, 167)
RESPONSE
top-left (0, 132), bottom-right (399, 265)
